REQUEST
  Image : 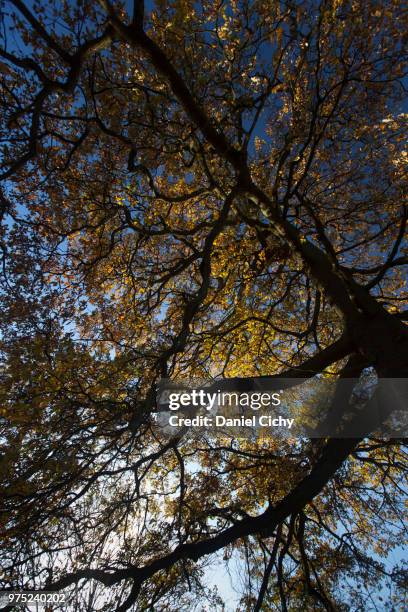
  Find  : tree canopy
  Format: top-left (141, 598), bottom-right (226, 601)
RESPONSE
top-left (0, 0), bottom-right (407, 609)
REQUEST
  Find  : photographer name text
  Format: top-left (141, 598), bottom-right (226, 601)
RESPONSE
top-left (168, 414), bottom-right (294, 429)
